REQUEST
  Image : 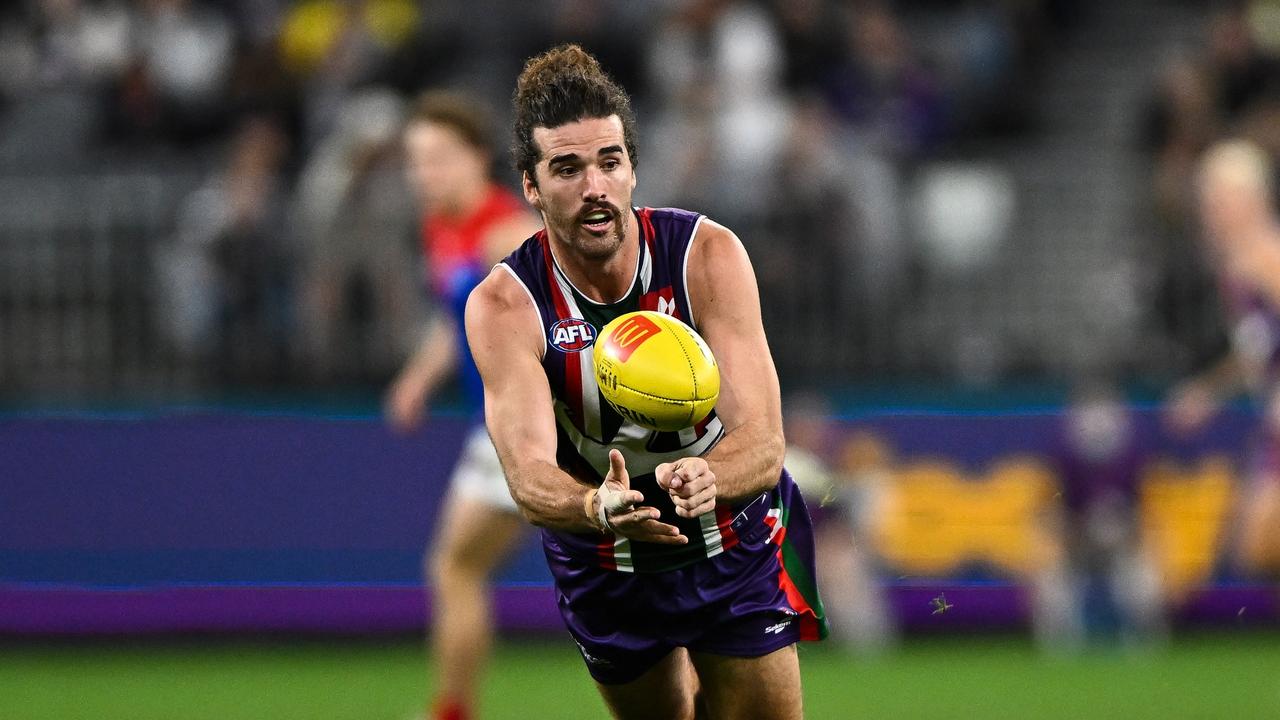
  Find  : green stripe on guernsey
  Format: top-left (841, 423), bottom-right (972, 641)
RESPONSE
top-left (570, 291), bottom-right (640, 354)
top-left (778, 497), bottom-right (830, 639)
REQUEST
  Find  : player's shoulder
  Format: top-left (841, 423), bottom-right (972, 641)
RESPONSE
top-left (690, 215), bottom-right (737, 244)
top-left (644, 205), bottom-right (702, 224)
top-left (467, 263), bottom-right (545, 362)
top-left (491, 231), bottom-right (546, 290)
top-left (470, 261), bottom-right (532, 317)
top-left (688, 215), bottom-right (747, 267)
top-left (642, 206), bottom-right (736, 246)
top-left (642, 206), bottom-right (703, 241)
top-left (466, 262), bottom-right (545, 353)
top-left (684, 215), bottom-right (755, 312)
top-left (471, 233), bottom-right (545, 321)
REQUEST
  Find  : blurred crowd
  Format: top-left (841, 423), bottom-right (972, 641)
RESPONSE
top-left (0, 0), bottom-right (1079, 390)
top-left (0, 0), bottom-right (1067, 165)
top-left (2, 0), bottom-right (1280, 400)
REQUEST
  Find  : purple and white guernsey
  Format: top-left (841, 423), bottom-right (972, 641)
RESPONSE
top-left (499, 207), bottom-right (827, 679)
top-left (500, 207), bottom-right (751, 572)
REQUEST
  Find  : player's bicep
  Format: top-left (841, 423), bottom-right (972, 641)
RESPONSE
top-left (464, 271), bottom-right (559, 469)
top-left (687, 223), bottom-right (782, 433)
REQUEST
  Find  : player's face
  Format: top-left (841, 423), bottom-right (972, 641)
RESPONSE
top-left (524, 115), bottom-right (637, 261)
top-left (404, 120), bottom-right (487, 215)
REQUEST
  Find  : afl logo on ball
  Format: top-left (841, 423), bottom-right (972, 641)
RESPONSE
top-left (549, 318), bottom-right (596, 352)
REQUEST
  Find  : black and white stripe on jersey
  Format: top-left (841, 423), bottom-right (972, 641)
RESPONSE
top-left (498, 207), bottom-right (733, 572)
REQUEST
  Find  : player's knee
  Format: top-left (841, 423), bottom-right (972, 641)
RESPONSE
top-left (607, 695), bottom-right (696, 720)
top-left (427, 546), bottom-right (458, 587)
top-left (427, 542), bottom-right (489, 588)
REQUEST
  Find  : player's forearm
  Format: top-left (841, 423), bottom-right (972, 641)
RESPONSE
top-left (506, 459), bottom-right (598, 532)
top-left (704, 419), bottom-right (785, 505)
top-left (405, 351), bottom-right (455, 397)
top-left (400, 322), bottom-right (458, 392)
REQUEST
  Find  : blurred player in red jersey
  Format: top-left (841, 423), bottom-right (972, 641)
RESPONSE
top-left (385, 90), bottom-right (542, 720)
top-left (1165, 138), bottom-right (1280, 576)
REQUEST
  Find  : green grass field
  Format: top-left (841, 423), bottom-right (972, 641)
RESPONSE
top-left (2, 632), bottom-right (1277, 719)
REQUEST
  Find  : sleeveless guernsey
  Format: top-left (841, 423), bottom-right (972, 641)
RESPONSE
top-left (500, 207), bottom-right (758, 572)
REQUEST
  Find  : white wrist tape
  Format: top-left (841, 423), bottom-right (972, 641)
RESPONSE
top-left (596, 482), bottom-right (630, 530)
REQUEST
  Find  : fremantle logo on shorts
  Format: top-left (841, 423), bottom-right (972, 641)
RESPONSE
top-left (764, 619), bottom-right (793, 635)
top-left (549, 318), bottom-right (596, 352)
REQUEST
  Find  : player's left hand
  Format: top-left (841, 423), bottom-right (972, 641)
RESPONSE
top-left (656, 457), bottom-right (717, 518)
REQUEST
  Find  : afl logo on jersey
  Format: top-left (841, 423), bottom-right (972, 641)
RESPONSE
top-left (549, 318), bottom-right (596, 352)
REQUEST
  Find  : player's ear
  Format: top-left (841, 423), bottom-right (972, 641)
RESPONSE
top-left (522, 171), bottom-right (542, 209)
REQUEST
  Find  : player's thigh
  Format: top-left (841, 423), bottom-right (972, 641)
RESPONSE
top-left (429, 495), bottom-right (525, 578)
top-left (595, 648), bottom-right (699, 720)
top-left (688, 645), bottom-right (802, 720)
top-left (430, 429), bottom-right (524, 576)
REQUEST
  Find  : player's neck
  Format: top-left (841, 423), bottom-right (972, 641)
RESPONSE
top-left (550, 216), bottom-right (640, 304)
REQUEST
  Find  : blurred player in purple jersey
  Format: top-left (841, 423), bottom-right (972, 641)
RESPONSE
top-left (1165, 138), bottom-right (1280, 576)
top-left (465, 45), bottom-right (826, 720)
top-left (1048, 383), bottom-right (1166, 648)
top-left (386, 91), bottom-right (541, 720)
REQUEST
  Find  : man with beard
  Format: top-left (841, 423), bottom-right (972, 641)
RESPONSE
top-left (465, 45), bottom-right (827, 720)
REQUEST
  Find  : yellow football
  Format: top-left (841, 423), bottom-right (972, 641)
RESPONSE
top-left (593, 311), bottom-right (719, 432)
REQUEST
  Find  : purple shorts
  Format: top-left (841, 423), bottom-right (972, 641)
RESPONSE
top-left (542, 470), bottom-right (827, 685)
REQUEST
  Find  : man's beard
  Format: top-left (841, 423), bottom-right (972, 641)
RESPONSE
top-left (554, 203), bottom-right (628, 260)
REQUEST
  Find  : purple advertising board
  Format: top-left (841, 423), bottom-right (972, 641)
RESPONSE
top-left (1, 409), bottom-right (1274, 634)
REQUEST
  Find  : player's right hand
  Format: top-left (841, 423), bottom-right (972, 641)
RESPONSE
top-left (595, 449), bottom-right (688, 545)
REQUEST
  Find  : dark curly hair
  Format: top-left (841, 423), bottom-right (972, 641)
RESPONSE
top-left (512, 44), bottom-right (638, 187)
